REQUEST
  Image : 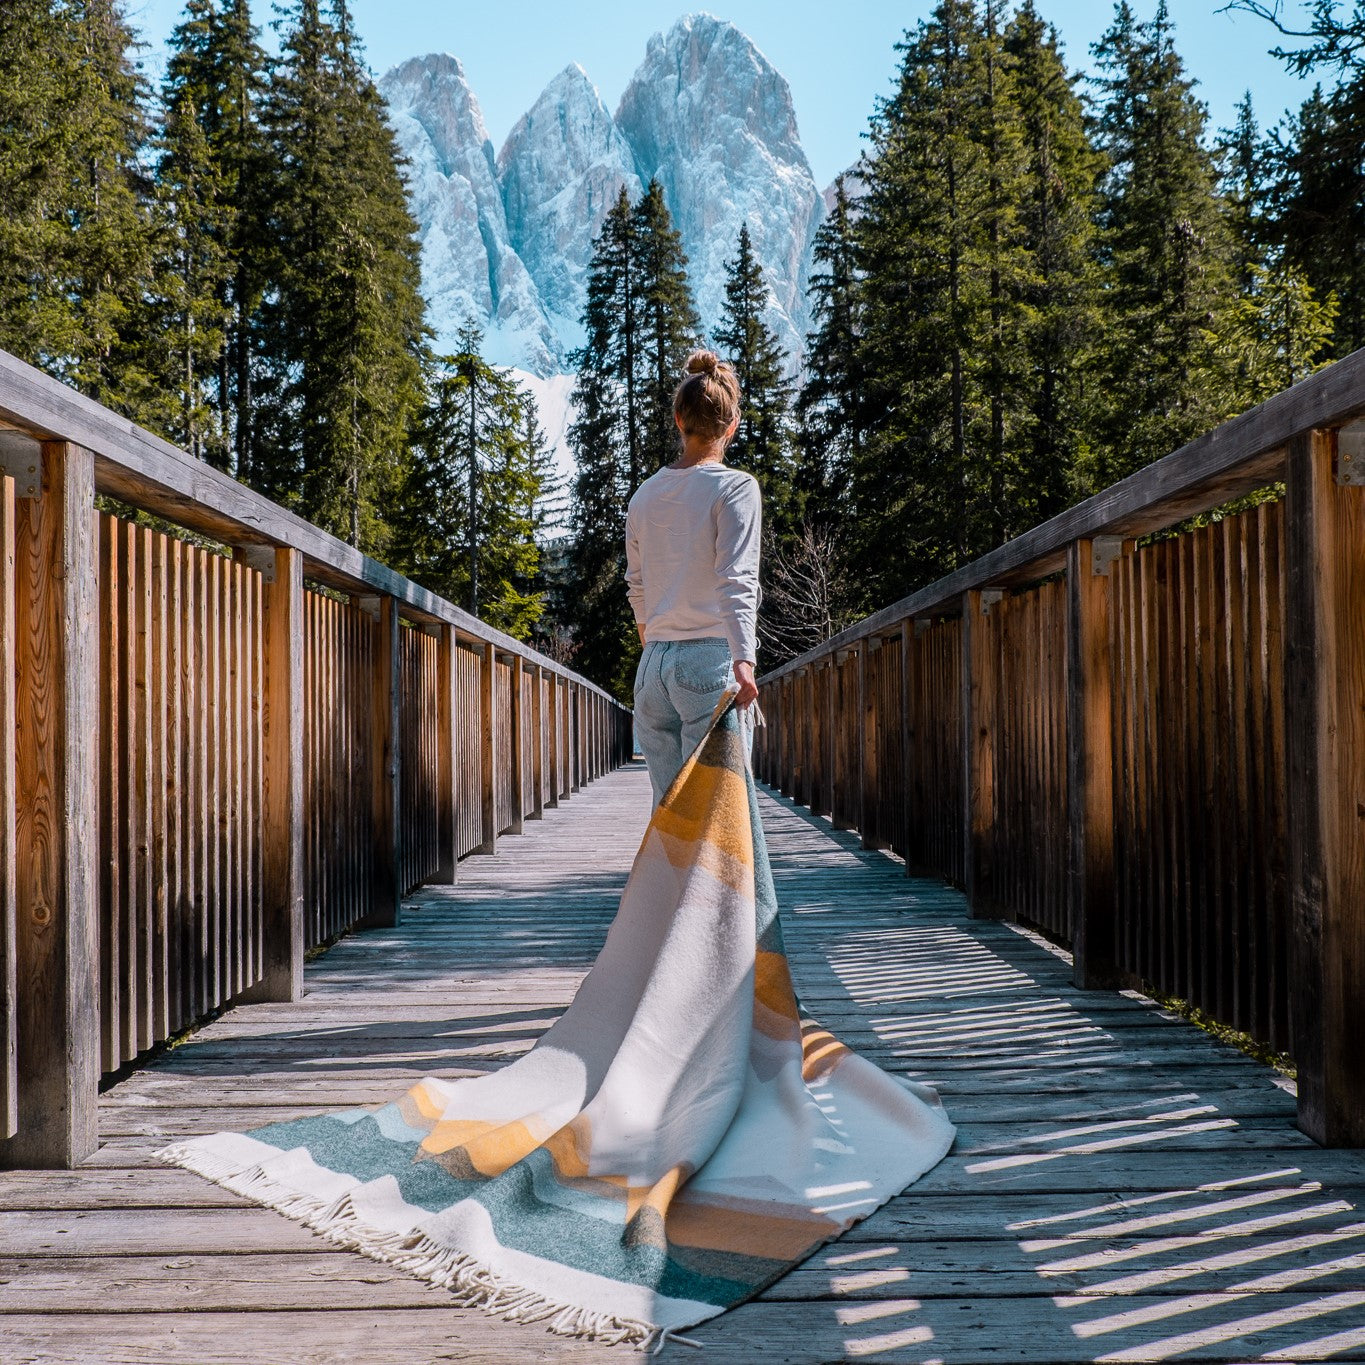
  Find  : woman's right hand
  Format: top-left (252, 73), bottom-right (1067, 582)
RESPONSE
top-left (732, 660), bottom-right (758, 709)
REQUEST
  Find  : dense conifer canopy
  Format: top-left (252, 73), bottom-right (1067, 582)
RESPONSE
top-left (0, 0), bottom-right (1355, 673)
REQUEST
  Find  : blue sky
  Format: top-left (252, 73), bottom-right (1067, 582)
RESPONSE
top-left (124, 0), bottom-right (1318, 189)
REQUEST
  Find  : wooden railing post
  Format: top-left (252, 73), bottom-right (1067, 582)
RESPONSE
top-left (238, 546), bottom-right (304, 1002)
top-left (478, 643), bottom-right (497, 852)
top-left (588, 694), bottom-right (597, 781)
top-left (778, 677), bottom-right (788, 790)
top-left (546, 671), bottom-right (560, 808)
top-left (508, 654), bottom-right (525, 834)
top-left (362, 596), bottom-right (401, 926)
top-left (963, 588), bottom-right (1003, 917)
top-left (1, 440), bottom-right (99, 1168)
top-left (831, 651), bottom-right (853, 830)
top-left (572, 685), bottom-right (583, 792)
top-left (431, 624), bottom-right (458, 882)
top-left (899, 620), bottom-right (914, 874)
top-left (529, 664), bottom-right (544, 820)
top-left (805, 664), bottom-right (821, 815)
top-left (1067, 538), bottom-right (1121, 988)
top-left (797, 668), bottom-right (811, 808)
top-left (824, 656), bottom-right (837, 821)
top-left (860, 640), bottom-right (883, 849)
top-left (1285, 426), bottom-right (1365, 1146)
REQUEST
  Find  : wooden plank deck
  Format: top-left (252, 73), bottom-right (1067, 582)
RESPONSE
top-left (4, 761), bottom-right (1365, 1364)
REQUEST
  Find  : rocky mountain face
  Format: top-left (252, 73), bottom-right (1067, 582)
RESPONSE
top-left (498, 64), bottom-right (643, 356)
top-left (381, 54), bottom-right (559, 375)
top-left (379, 15), bottom-right (827, 378)
top-left (615, 14), bottom-right (819, 363)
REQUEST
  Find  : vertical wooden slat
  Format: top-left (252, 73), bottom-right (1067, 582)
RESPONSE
top-left (1067, 540), bottom-right (1119, 987)
top-left (0, 441), bottom-right (98, 1168)
top-left (187, 549), bottom-right (204, 1020)
top-left (239, 549), bottom-right (303, 1002)
top-left (243, 562), bottom-right (259, 986)
top-left (150, 535), bottom-right (170, 1040)
top-left (1285, 427), bottom-right (1365, 1145)
top-left (859, 644), bottom-right (877, 848)
top-left (205, 553), bottom-right (222, 1008)
top-left (164, 540), bottom-right (183, 1030)
top-left (1177, 532), bottom-right (1199, 1006)
top-left (1264, 504), bottom-right (1290, 1052)
top-left (509, 654), bottom-right (525, 834)
top-left (530, 664), bottom-right (545, 820)
top-left (963, 590), bottom-right (1001, 918)
top-left (433, 624), bottom-right (458, 882)
top-left (479, 645), bottom-right (497, 852)
top-left (547, 671), bottom-right (561, 808)
top-left (1244, 508), bottom-right (1268, 1040)
top-left (364, 598), bottom-right (401, 927)
top-left (96, 515), bottom-right (119, 1078)
top-left (0, 479), bottom-right (16, 1132)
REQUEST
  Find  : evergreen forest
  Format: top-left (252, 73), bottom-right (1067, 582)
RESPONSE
top-left (2, 0), bottom-right (1362, 697)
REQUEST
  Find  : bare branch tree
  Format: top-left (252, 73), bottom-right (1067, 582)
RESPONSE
top-left (1223, 0), bottom-right (1365, 73)
top-left (760, 521), bottom-right (860, 664)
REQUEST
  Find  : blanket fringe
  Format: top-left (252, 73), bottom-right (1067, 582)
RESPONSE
top-left (155, 1140), bottom-right (658, 1348)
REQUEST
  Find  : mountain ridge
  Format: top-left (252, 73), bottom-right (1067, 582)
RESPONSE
top-left (378, 14), bottom-right (831, 380)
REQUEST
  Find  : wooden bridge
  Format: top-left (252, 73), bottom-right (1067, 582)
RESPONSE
top-left (0, 343), bottom-right (1363, 1362)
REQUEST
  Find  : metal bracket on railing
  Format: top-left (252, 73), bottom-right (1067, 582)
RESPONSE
top-left (238, 544), bottom-right (277, 583)
top-left (1092, 536), bottom-right (1124, 576)
top-left (355, 595), bottom-right (382, 619)
top-left (1337, 422), bottom-right (1365, 486)
top-left (914, 618), bottom-right (933, 638)
top-left (980, 589), bottom-right (1004, 613)
top-left (0, 430), bottom-right (42, 499)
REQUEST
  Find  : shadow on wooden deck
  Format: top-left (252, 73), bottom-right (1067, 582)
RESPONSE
top-left (3, 761), bottom-right (1364, 1363)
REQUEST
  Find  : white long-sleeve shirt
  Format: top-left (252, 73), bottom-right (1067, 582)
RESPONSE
top-left (624, 462), bottom-right (762, 664)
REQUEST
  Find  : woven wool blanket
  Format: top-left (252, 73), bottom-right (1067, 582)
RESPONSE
top-left (157, 699), bottom-right (955, 1348)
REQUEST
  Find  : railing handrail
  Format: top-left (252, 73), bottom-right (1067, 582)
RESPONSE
top-left (762, 343), bottom-right (1365, 681)
top-left (0, 347), bottom-right (618, 701)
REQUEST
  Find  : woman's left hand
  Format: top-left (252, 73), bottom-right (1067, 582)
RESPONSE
top-left (733, 660), bottom-right (758, 709)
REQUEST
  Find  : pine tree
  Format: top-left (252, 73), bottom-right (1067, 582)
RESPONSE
top-left (0, 0), bottom-right (83, 365)
top-left (1220, 92), bottom-right (1269, 295)
top-left (562, 190), bottom-right (638, 692)
top-left (714, 224), bottom-right (797, 536)
top-left (796, 175), bottom-right (863, 521)
top-left (0, 0), bottom-right (166, 422)
top-left (633, 180), bottom-right (701, 474)
top-left (1265, 81), bottom-right (1365, 357)
top-left (149, 21), bottom-right (233, 464)
top-left (561, 181), bottom-right (700, 697)
top-left (1004, 0), bottom-right (1100, 519)
top-left (1084, 1), bottom-right (1239, 488)
top-left (392, 328), bottom-right (548, 638)
top-left (1213, 91), bottom-right (1338, 403)
top-left (155, 0), bottom-right (270, 474)
top-left (853, 0), bottom-right (1039, 604)
top-left (253, 0), bottom-right (428, 553)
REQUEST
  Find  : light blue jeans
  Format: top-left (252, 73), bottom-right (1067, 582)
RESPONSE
top-left (633, 637), bottom-right (753, 807)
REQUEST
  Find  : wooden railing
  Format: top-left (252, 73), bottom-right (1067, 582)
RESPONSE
top-left (755, 349), bottom-right (1365, 1147)
top-left (0, 348), bottom-right (632, 1168)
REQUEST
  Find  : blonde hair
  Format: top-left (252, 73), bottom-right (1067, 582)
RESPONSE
top-left (672, 349), bottom-right (741, 444)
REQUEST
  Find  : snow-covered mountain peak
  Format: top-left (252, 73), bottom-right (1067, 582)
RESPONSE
top-left (498, 60), bottom-right (643, 355)
top-left (380, 53), bottom-right (557, 373)
top-left (383, 54), bottom-right (493, 177)
top-left (380, 17), bottom-right (826, 381)
top-left (615, 12), bottom-right (819, 363)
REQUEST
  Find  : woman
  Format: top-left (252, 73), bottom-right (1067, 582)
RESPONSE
top-left (160, 350), bottom-right (954, 1352)
top-left (626, 349), bottom-right (760, 806)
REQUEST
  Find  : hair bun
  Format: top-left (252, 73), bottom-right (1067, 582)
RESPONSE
top-left (684, 349), bottom-right (719, 378)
